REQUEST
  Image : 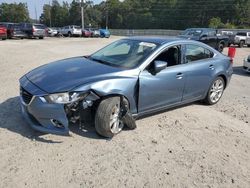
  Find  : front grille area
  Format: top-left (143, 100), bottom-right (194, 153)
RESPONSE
top-left (20, 87), bottom-right (33, 104)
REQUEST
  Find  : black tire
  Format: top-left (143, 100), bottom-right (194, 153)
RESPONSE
top-left (120, 97), bottom-right (136, 130)
top-left (218, 43), bottom-right (224, 52)
top-left (95, 97), bottom-right (124, 138)
top-left (122, 112), bottom-right (136, 129)
top-left (239, 40), bottom-right (244, 48)
top-left (39, 36), bottom-right (44, 39)
top-left (68, 32), bottom-right (72, 37)
top-left (204, 77), bottom-right (225, 105)
top-left (247, 45), bottom-right (250, 47)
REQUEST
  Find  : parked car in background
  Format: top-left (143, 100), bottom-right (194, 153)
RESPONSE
top-left (0, 22), bottom-right (13, 38)
top-left (233, 32), bottom-right (250, 48)
top-left (47, 27), bottom-right (58, 37)
top-left (60, 25), bottom-right (82, 37)
top-left (220, 30), bottom-right (235, 47)
top-left (99, 29), bottom-right (110, 38)
top-left (82, 29), bottom-right (92, 37)
top-left (20, 23), bottom-right (46, 39)
top-left (0, 24), bottom-right (7, 40)
top-left (243, 55), bottom-right (250, 73)
top-left (8, 23), bottom-right (27, 39)
top-left (179, 28), bottom-right (229, 52)
top-left (91, 29), bottom-right (101, 37)
top-left (19, 37), bottom-right (233, 137)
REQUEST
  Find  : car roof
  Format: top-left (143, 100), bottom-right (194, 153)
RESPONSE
top-left (127, 36), bottom-right (185, 45)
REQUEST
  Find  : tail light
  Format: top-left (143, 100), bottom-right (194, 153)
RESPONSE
top-left (32, 26), bottom-right (35, 33)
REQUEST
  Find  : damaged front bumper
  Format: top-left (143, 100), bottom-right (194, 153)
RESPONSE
top-left (20, 96), bottom-right (69, 135)
top-left (20, 76), bottom-right (69, 135)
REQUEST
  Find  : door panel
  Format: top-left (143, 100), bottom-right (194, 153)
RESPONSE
top-left (138, 65), bottom-right (186, 113)
top-left (182, 60), bottom-right (214, 101)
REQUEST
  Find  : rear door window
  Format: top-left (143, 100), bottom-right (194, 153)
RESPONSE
top-left (185, 44), bottom-right (214, 62)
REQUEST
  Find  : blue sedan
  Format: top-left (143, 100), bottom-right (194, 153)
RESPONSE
top-left (19, 37), bottom-right (233, 137)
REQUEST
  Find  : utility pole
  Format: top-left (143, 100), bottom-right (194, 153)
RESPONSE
top-left (105, 0), bottom-right (108, 29)
top-left (49, 1), bottom-right (52, 27)
top-left (34, 5), bottom-right (38, 23)
top-left (81, 0), bottom-right (85, 30)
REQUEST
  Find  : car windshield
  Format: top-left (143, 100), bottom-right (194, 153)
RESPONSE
top-left (13, 24), bottom-right (21, 28)
top-left (182, 29), bottom-right (202, 36)
top-left (89, 39), bottom-right (159, 68)
top-left (236, 32), bottom-right (247, 36)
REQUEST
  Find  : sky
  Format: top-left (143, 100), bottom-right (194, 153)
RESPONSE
top-left (0, 0), bottom-right (103, 19)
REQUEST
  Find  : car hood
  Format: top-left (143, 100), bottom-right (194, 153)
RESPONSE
top-left (25, 57), bottom-right (126, 93)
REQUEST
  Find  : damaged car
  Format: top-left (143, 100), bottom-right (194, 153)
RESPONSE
top-left (19, 37), bottom-right (233, 137)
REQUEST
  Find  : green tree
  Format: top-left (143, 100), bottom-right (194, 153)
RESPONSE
top-left (0, 3), bottom-right (29, 22)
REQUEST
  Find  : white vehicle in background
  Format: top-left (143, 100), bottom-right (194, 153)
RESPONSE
top-left (60, 25), bottom-right (82, 37)
top-left (47, 27), bottom-right (58, 37)
top-left (243, 55), bottom-right (250, 73)
top-left (234, 32), bottom-right (250, 48)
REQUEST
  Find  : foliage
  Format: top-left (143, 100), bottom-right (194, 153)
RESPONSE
top-left (0, 3), bottom-right (29, 23)
top-left (209, 17), bottom-right (224, 29)
top-left (1, 0), bottom-right (250, 29)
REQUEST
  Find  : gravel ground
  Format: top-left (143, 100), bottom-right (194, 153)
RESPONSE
top-left (0, 37), bottom-right (249, 188)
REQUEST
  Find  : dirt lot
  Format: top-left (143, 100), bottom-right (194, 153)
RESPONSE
top-left (0, 37), bottom-right (249, 188)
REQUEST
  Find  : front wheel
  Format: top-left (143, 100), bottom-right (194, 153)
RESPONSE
top-left (204, 77), bottom-right (225, 105)
top-left (95, 97), bottom-right (124, 138)
top-left (218, 43), bottom-right (224, 52)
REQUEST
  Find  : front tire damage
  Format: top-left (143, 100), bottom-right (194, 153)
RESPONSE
top-left (95, 96), bottom-right (136, 138)
top-left (66, 94), bottom-right (136, 138)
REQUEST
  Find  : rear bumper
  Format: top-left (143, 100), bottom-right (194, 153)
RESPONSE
top-left (19, 77), bottom-right (69, 135)
top-left (0, 33), bottom-right (7, 38)
top-left (72, 31), bottom-right (82, 36)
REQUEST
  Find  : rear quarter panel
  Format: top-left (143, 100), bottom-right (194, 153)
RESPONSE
top-left (209, 55), bottom-right (233, 90)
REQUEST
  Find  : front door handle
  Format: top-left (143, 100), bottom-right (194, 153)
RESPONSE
top-left (176, 73), bottom-right (183, 79)
top-left (209, 65), bottom-right (215, 70)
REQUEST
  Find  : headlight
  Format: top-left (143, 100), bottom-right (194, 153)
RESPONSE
top-left (45, 92), bottom-right (86, 104)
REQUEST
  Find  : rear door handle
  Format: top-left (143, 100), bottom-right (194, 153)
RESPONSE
top-left (176, 73), bottom-right (183, 79)
top-left (209, 65), bottom-right (215, 70)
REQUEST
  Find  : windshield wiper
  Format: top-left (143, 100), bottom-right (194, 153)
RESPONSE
top-left (89, 57), bottom-right (111, 66)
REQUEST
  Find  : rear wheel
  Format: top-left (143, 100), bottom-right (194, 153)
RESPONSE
top-left (239, 40), bottom-right (244, 48)
top-left (204, 77), bottom-right (225, 105)
top-left (247, 45), bottom-right (250, 47)
top-left (95, 97), bottom-right (124, 138)
top-left (68, 32), bottom-right (72, 37)
top-left (218, 43), bottom-right (224, 52)
top-left (39, 36), bottom-right (44, 39)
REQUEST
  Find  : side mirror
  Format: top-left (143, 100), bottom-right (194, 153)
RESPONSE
top-left (153, 60), bottom-right (168, 73)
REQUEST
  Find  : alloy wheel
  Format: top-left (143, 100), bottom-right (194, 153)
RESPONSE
top-left (209, 79), bottom-right (224, 103)
top-left (109, 103), bottom-right (124, 134)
